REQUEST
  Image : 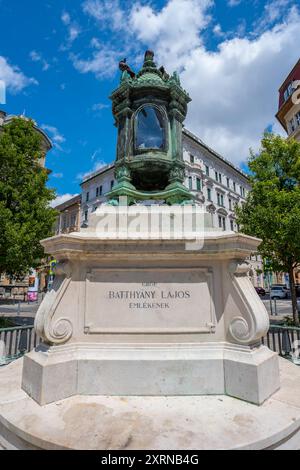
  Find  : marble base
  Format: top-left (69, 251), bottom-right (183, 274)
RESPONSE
top-left (21, 343), bottom-right (279, 406)
top-left (1, 357), bottom-right (300, 450)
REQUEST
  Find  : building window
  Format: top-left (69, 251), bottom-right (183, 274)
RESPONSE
top-left (188, 176), bottom-right (193, 190)
top-left (217, 193), bottom-right (224, 207)
top-left (296, 112), bottom-right (300, 127)
top-left (207, 188), bottom-right (212, 201)
top-left (99, 185), bottom-right (103, 196)
top-left (205, 165), bottom-right (210, 176)
top-left (110, 180), bottom-right (114, 190)
top-left (219, 173), bottom-right (222, 184)
top-left (84, 210), bottom-right (88, 222)
top-left (190, 154), bottom-right (195, 164)
top-left (215, 171), bottom-right (218, 181)
top-left (242, 187), bottom-right (245, 197)
top-left (86, 192), bottom-right (89, 202)
top-left (240, 186), bottom-right (243, 196)
top-left (289, 118), bottom-right (295, 134)
top-left (284, 83), bottom-right (293, 102)
top-left (96, 187), bottom-right (99, 197)
top-left (233, 182), bottom-right (236, 192)
top-left (196, 177), bottom-right (201, 191)
top-left (230, 220), bottom-right (234, 231)
top-left (229, 198), bottom-right (232, 210)
top-left (218, 215), bottom-right (226, 231)
top-left (227, 177), bottom-right (230, 188)
top-left (62, 215), bottom-right (67, 229)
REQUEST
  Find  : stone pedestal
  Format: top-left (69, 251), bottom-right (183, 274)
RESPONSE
top-left (0, 357), bottom-right (300, 450)
top-left (21, 207), bottom-right (279, 406)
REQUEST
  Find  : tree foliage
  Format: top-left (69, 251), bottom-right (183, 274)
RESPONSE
top-left (0, 117), bottom-right (57, 278)
top-left (236, 133), bottom-right (300, 324)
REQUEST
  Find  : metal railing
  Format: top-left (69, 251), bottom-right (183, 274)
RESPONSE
top-left (1, 324), bottom-right (300, 366)
top-left (262, 324), bottom-right (300, 358)
top-left (0, 325), bottom-right (39, 366)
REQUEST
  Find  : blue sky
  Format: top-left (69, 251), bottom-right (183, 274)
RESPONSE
top-left (0, 0), bottom-right (299, 204)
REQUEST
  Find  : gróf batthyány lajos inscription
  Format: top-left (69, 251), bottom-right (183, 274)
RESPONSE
top-left (84, 268), bottom-right (216, 334)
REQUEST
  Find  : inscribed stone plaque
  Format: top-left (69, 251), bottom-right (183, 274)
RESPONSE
top-left (85, 268), bottom-right (215, 334)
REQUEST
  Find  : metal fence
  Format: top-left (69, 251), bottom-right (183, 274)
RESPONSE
top-left (262, 324), bottom-right (300, 358)
top-left (1, 324), bottom-right (300, 366)
top-left (0, 325), bottom-right (39, 365)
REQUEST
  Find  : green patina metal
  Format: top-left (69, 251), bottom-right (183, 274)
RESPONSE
top-left (107, 50), bottom-right (194, 206)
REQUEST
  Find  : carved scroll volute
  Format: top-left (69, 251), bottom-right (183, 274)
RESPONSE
top-left (34, 261), bottom-right (73, 345)
top-left (228, 261), bottom-right (269, 345)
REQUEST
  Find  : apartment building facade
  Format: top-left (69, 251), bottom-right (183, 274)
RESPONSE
top-left (276, 58), bottom-right (300, 142)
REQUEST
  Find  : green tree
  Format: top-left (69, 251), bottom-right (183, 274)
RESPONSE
top-left (0, 117), bottom-right (57, 278)
top-left (236, 133), bottom-right (300, 325)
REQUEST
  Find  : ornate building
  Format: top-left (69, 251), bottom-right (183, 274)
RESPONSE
top-left (276, 58), bottom-right (300, 142)
top-left (54, 194), bottom-right (81, 235)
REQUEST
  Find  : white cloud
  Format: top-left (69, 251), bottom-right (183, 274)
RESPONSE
top-left (77, 160), bottom-right (108, 180)
top-left (254, 0), bottom-right (295, 33)
top-left (130, 0), bottom-right (212, 70)
top-left (213, 24), bottom-right (224, 37)
top-left (127, 0), bottom-right (300, 164)
top-left (228, 0), bottom-right (241, 7)
top-left (29, 50), bottom-right (50, 71)
top-left (0, 56), bottom-right (37, 93)
top-left (51, 193), bottom-right (78, 208)
top-left (60, 11), bottom-right (81, 49)
top-left (92, 102), bottom-right (110, 111)
top-left (82, 0), bottom-right (124, 31)
top-left (70, 47), bottom-right (119, 79)
top-left (68, 25), bottom-right (81, 42)
top-left (41, 124), bottom-right (65, 150)
top-left (61, 11), bottom-right (71, 25)
top-left (52, 172), bottom-right (63, 178)
top-left (90, 37), bottom-right (101, 48)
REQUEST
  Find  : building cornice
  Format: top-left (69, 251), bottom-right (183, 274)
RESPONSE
top-left (80, 163), bottom-right (115, 186)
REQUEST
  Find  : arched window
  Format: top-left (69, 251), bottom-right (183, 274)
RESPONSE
top-left (136, 106), bottom-right (165, 150)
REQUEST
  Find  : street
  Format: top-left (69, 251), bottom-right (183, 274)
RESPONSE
top-left (0, 295), bottom-right (43, 326)
top-left (0, 293), bottom-right (297, 327)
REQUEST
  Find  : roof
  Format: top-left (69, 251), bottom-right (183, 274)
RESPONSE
top-left (278, 58), bottom-right (300, 93)
top-left (80, 162), bottom-right (115, 185)
top-left (54, 194), bottom-right (81, 211)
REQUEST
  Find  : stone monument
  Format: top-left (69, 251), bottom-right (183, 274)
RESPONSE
top-left (1, 51), bottom-right (300, 450)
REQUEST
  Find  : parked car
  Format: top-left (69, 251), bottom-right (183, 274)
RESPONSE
top-left (255, 286), bottom-right (266, 296)
top-left (271, 284), bottom-right (288, 291)
top-left (270, 286), bottom-right (288, 299)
